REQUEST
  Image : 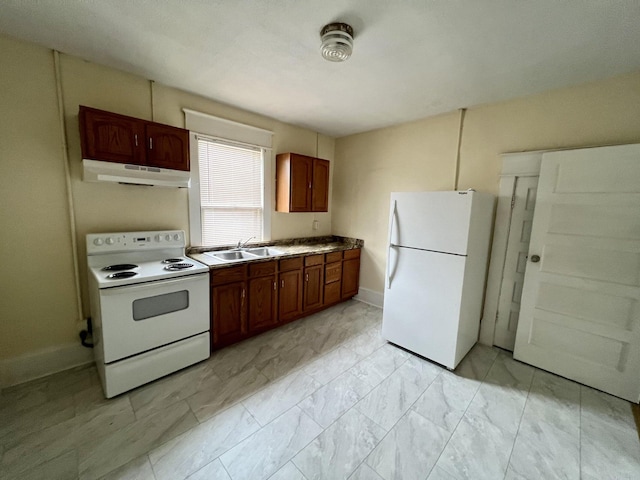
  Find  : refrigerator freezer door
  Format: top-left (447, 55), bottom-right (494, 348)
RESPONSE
top-left (390, 191), bottom-right (473, 255)
top-left (382, 246), bottom-right (466, 368)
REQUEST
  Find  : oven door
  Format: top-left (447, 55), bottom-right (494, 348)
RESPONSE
top-left (98, 272), bottom-right (209, 363)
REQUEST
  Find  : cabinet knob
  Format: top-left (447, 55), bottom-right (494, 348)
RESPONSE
top-left (134, 134), bottom-right (138, 147)
top-left (306, 273), bottom-right (309, 282)
top-left (149, 137), bottom-right (153, 149)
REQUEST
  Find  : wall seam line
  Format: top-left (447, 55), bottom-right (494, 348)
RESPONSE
top-left (454, 107), bottom-right (466, 190)
top-left (53, 50), bottom-right (84, 327)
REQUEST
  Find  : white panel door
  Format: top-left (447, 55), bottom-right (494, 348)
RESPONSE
top-left (382, 246), bottom-right (466, 368)
top-left (390, 191), bottom-right (472, 254)
top-left (494, 176), bottom-right (539, 351)
top-left (514, 144), bottom-right (640, 402)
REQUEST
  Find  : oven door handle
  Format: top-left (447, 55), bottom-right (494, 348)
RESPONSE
top-left (99, 272), bottom-right (209, 295)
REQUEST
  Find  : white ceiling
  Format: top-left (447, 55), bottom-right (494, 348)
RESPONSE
top-left (2, 1), bottom-right (640, 137)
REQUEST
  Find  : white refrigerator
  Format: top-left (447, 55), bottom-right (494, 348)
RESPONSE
top-left (381, 191), bottom-right (494, 369)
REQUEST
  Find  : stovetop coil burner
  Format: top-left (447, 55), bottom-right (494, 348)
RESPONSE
top-left (102, 264), bottom-right (139, 271)
top-left (106, 271), bottom-right (138, 279)
top-left (164, 263), bottom-right (194, 271)
top-left (162, 258), bottom-right (184, 264)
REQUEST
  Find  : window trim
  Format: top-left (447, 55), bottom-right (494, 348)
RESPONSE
top-left (188, 131), bottom-right (272, 247)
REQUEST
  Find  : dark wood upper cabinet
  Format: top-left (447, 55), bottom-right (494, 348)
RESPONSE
top-left (80, 108), bottom-right (145, 165)
top-left (311, 159), bottom-right (330, 212)
top-left (276, 153), bottom-right (329, 212)
top-left (79, 106), bottom-right (189, 171)
top-left (290, 155), bottom-right (313, 212)
top-left (145, 123), bottom-right (190, 171)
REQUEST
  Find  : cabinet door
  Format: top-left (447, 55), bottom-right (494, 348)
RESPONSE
top-left (324, 282), bottom-right (342, 305)
top-left (342, 258), bottom-right (360, 299)
top-left (312, 159), bottom-right (330, 212)
top-left (80, 107), bottom-right (144, 165)
top-left (304, 264), bottom-right (324, 311)
top-left (290, 155), bottom-right (313, 212)
top-left (145, 123), bottom-right (190, 171)
top-left (279, 269), bottom-right (303, 322)
top-left (211, 281), bottom-right (246, 348)
top-left (248, 275), bottom-right (278, 333)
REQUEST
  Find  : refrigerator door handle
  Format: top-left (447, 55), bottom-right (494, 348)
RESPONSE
top-left (387, 200), bottom-right (398, 289)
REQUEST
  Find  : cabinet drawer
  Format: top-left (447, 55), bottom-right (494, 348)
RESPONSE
top-left (249, 261), bottom-right (277, 277)
top-left (305, 254), bottom-right (324, 267)
top-left (279, 257), bottom-right (303, 272)
top-left (211, 265), bottom-right (247, 285)
top-left (324, 282), bottom-right (341, 305)
top-left (325, 262), bottom-right (342, 284)
top-left (344, 248), bottom-right (361, 260)
top-left (325, 251), bottom-right (342, 263)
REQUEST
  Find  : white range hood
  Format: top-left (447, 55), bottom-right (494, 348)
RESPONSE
top-left (82, 159), bottom-right (191, 188)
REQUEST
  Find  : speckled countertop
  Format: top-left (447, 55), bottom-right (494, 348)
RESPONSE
top-left (188, 235), bottom-right (364, 270)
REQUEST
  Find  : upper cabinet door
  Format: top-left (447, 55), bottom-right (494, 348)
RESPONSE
top-left (145, 123), bottom-right (190, 171)
top-left (311, 158), bottom-right (329, 212)
top-left (80, 107), bottom-right (144, 165)
top-left (290, 154), bottom-right (313, 212)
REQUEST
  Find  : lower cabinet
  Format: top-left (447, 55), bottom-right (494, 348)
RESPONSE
top-left (211, 280), bottom-right (246, 348)
top-left (247, 262), bottom-right (278, 334)
top-left (324, 259), bottom-right (342, 306)
top-left (210, 249), bottom-right (360, 351)
top-left (248, 276), bottom-right (277, 333)
top-left (342, 249), bottom-right (361, 299)
top-left (279, 258), bottom-right (303, 322)
top-left (303, 255), bottom-right (324, 311)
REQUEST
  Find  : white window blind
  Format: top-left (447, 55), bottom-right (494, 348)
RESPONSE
top-left (198, 138), bottom-right (264, 246)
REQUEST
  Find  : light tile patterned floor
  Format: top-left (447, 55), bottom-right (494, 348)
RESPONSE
top-left (1, 300), bottom-right (639, 480)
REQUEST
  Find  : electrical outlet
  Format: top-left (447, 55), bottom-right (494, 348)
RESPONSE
top-left (312, 220), bottom-right (319, 231)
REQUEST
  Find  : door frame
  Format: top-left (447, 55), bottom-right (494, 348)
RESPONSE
top-left (479, 151), bottom-right (543, 346)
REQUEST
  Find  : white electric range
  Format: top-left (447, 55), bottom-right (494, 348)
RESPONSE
top-left (86, 230), bottom-right (210, 398)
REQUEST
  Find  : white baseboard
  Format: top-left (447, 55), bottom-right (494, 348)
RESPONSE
top-left (354, 287), bottom-right (384, 309)
top-left (0, 342), bottom-right (94, 389)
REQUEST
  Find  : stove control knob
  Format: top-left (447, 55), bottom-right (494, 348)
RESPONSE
top-left (155, 234), bottom-right (162, 242)
top-left (93, 238), bottom-right (104, 246)
top-left (173, 233), bottom-right (180, 241)
top-left (165, 234), bottom-right (171, 242)
top-left (106, 237), bottom-right (115, 245)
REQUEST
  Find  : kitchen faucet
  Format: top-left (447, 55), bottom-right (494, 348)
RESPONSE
top-left (237, 236), bottom-right (256, 249)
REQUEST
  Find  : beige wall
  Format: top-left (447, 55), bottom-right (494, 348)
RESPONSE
top-left (457, 71), bottom-right (640, 194)
top-left (332, 113), bottom-right (462, 294)
top-left (334, 71), bottom-right (640, 295)
top-left (0, 37), bottom-right (78, 359)
top-left (0, 34), bottom-right (334, 372)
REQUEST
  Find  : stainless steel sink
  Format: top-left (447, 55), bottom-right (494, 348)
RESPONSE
top-left (204, 250), bottom-right (259, 262)
top-left (203, 246), bottom-right (286, 263)
top-left (244, 247), bottom-right (285, 257)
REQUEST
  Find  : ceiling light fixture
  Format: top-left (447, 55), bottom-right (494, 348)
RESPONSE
top-left (320, 23), bottom-right (354, 62)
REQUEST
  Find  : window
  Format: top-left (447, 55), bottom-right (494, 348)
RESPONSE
top-left (197, 138), bottom-right (264, 246)
top-left (185, 109), bottom-right (273, 247)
